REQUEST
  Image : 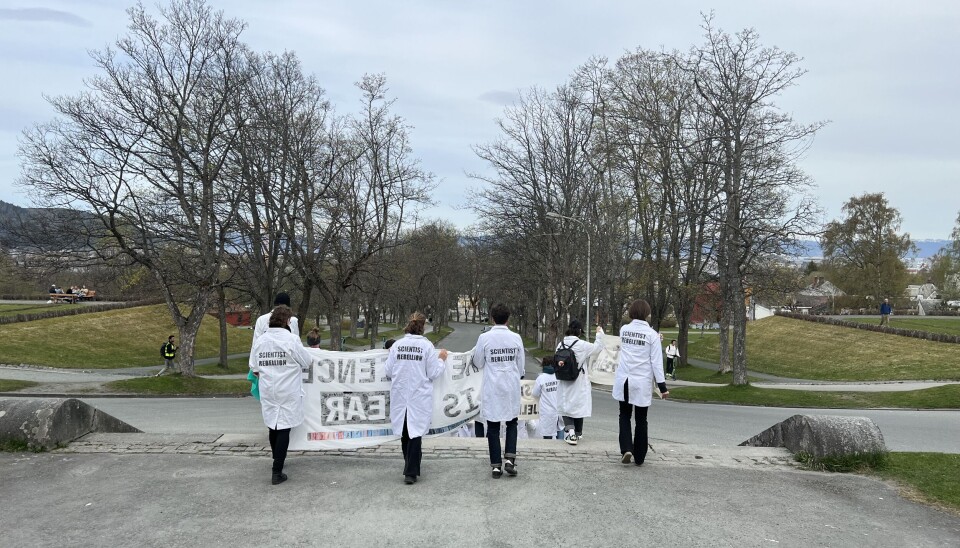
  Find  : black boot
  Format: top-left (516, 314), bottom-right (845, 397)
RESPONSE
top-left (272, 472), bottom-right (288, 485)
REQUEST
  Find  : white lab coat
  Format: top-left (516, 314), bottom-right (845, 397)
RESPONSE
top-left (472, 325), bottom-right (525, 422)
top-left (532, 372), bottom-right (562, 437)
top-left (612, 320), bottom-right (665, 408)
top-left (249, 327), bottom-right (313, 430)
top-left (383, 334), bottom-right (446, 438)
top-left (665, 344), bottom-right (679, 360)
top-left (555, 335), bottom-right (602, 418)
top-left (253, 311), bottom-right (300, 343)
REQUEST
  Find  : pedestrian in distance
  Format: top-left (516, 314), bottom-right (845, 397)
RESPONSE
top-left (253, 292), bottom-right (300, 344)
top-left (472, 303), bottom-right (525, 478)
top-left (384, 312), bottom-right (449, 485)
top-left (555, 319), bottom-right (602, 445)
top-left (249, 305), bottom-right (314, 485)
top-left (614, 299), bottom-right (669, 466)
top-left (156, 335), bottom-right (177, 376)
top-left (879, 298), bottom-right (892, 327)
top-left (306, 327), bottom-right (322, 348)
top-left (532, 356), bottom-right (563, 439)
top-left (665, 339), bottom-right (679, 381)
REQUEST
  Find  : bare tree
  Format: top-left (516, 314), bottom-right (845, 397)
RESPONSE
top-left (18, 0), bottom-right (249, 375)
top-left (286, 74), bottom-right (433, 349)
top-left (471, 85), bottom-right (600, 347)
top-left (688, 16), bottom-right (823, 383)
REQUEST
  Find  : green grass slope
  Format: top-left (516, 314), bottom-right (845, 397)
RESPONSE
top-left (0, 304), bottom-right (252, 368)
top-left (685, 316), bottom-right (960, 381)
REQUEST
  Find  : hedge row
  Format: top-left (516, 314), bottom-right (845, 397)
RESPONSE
top-left (774, 311), bottom-right (960, 344)
top-left (0, 298), bottom-right (164, 325)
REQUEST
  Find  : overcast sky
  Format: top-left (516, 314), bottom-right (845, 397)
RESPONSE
top-left (1, 0), bottom-right (957, 240)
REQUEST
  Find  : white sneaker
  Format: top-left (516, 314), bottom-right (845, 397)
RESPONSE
top-left (621, 451), bottom-right (632, 464)
top-left (564, 431), bottom-right (579, 446)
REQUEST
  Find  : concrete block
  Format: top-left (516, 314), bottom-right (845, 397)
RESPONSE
top-left (740, 414), bottom-right (886, 458)
top-left (0, 398), bottom-right (140, 451)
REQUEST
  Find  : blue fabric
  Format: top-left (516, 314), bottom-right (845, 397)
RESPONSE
top-left (247, 370), bottom-right (260, 400)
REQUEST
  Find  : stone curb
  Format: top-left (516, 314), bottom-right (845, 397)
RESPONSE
top-left (54, 433), bottom-right (800, 470)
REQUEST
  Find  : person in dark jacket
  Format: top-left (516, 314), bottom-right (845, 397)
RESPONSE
top-left (156, 335), bottom-right (177, 376)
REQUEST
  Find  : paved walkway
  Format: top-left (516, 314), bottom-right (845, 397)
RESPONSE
top-left (4, 438), bottom-right (958, 547)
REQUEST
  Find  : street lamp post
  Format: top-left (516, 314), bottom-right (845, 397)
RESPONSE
top-left (546, 211), bottom-right (591, 342)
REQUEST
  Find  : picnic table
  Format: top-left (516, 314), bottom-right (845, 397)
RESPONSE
top-left (49, 293), bottom-right (78, 303)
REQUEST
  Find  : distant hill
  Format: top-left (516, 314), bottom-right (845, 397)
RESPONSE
top-left (792, 239), bottom-right (951, 260)
top-left (0, 200), bottom-right (94, 250)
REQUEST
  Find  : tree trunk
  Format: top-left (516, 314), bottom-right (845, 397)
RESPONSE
top-left (718, 300), bottom-right (732, 374)
top-left (328, 307), bottom-right (343, 351)
top-left (217, 284), bottom-right (228, 370)
top-left (731, 287), bottom-right (749, 385)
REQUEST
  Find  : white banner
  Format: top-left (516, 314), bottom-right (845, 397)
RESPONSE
top-left (289, 347), bottom-right (538, 450)
top-left (590, 334), bottom-right (621, 387)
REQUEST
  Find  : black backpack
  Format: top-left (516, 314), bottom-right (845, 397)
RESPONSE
top-left (554, 340), bottom-right (581, 381)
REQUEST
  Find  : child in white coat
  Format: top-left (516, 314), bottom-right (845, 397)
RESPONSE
top-left (532, 356), bottom-right (563, 439)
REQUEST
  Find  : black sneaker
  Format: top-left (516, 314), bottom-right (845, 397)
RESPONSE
top-left (271, 473), bottom-right (288, 485)
top-left (504, 460), bottom-right (517, 476)
top-left (491, 466), bottom-right (503, 479)
top-left (404, 475), bottom-right (416, 485)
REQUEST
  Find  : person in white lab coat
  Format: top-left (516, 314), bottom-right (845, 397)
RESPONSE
top-left (665, 339), bottom-right (679, 380)
top-left (555, 319), bottom-right (603, 445)
top-left (384, 312), bottom-right (449, 485)
top-left (532, 356), bottom-right (562, 439)
top-left (253, 292), bottom-right (300, 343)
top-left (249, 305), bottom-right (314, 485)
top-left (613, 299), bottom-right (669, 466)
top-left (472, 303), bottom-right (525, 478)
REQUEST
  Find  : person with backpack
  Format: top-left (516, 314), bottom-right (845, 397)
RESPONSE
top-left (532, 356), bottom-right (563, 440)
top-left (156, 335), bottom-right (177, 376)
top-left (554, 319), bottom-right (602, 445)
top-left (614, 299), bottom-right (669, 466)
top-left (472, 303), bottom-right (525, 479)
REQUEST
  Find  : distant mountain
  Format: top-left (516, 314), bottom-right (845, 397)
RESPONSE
top-left (0, 200), bottom-right (95, 250)
top-left (789, 239), bottom-right (951, 260)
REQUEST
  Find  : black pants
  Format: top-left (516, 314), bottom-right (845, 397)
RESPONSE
top-left (474, 420), bottom-right (485, 438)
top-left (400, 415), bottom-right (422, 478)
top-left (665, 357), bottom-right (675, 376)
top-left (562, 416), bottom-right (584, 436)
top-left (486, 419), bottom-right (518, 466)
top-left (618, 379), bottom-right (649, 463)
top-left (268, 427), bottom-right (291, 474)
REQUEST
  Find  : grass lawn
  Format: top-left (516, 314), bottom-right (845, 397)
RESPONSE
top-left (0, 303), bottom-right (76, 318)
top-left (671, 365), bottom-right (762, 384)
top-left (684, 316), bottom-right (960, 381)
top-left (0, 379), bottom-right (40, 392)
top-left (874, 452), bottom-right (960, 513)
top-left (103, 375), bottom-right (250, 395)
top-left (194, 356), bottom-right (251, 375)
top-left (343, 327), bottom-right (405, 347)
top-left (846, 317), bottom-right (960, 337)
top-left (0, 304), bottom-right (253, 369)
top-left (668, 384), bottom-right (960, 409)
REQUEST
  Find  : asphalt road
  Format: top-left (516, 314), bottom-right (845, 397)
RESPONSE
top-left (49, 321), bottom-right (960, 454)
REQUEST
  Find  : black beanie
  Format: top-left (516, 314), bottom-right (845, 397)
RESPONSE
top-left (274, 292), bottom-right (291, 307)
